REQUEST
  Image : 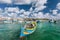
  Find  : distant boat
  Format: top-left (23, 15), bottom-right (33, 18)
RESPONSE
top-left (18, 21), bottom-right (23, 23)
top-left (37, 20), bottom-right (40, 23)
top-left (49, 19), bottom-right (56, 23)
top-left (3, 20), bottom-right (12, 23)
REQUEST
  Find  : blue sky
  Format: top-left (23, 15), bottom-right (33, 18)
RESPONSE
top-left (0, 0), bottom-right (59, 12)
top-left (0, 4), bottom-right (32, 10)
top-left (0, 0), bottom-right (60, 19)
top-left (0, 0), bottom-right (58, 15)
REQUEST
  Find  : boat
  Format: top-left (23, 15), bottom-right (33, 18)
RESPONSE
top-left (20, 21), bottom-right (37, 38)
top-left (49, 19), bottom-right (56, 23)
top-left (3, 20), bottom-right (12, 23)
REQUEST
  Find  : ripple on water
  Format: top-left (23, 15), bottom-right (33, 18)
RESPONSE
top-left (25, 22), bottom-right (60, 40)
top-left (0, 23), bottom-right (21, 40)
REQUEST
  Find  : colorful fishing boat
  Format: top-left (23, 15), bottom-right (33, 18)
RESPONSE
top-left (20, 21), bottom-right (37, 38)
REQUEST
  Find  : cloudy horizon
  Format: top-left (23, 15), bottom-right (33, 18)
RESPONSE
top-left (0, 0), bottom-right (60, 20)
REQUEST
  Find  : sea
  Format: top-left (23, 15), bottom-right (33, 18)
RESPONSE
top-left (0, 21), bottom-right (60, 40)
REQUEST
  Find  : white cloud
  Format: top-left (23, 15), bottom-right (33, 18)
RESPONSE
top-left (32, 13), bottom-right (37, 17)
top-left (38, 13), bottom-right (44, 18)
top-left (0, 8), bottom-right (3, 13)
top-left (35, 0), bottom-right (47, 6)
top-left (56, 3), bottom-right (60, 10)
top-left (48, 2), bottom-right (60, 20)
top-left (14, 0), bottom-right (31, 5)
top-left (45, 3), bottom-right (60, 20)
top-left (55, 3), bottom-right (60, 20)
top-left (14, 0), bottom-right (47, 6)
top-left (19, 11), bottom-right (31, 18)
top-left (0, 7), bottom-right (30, 18)
top-left (19, 9), bottom-right (29, 18)
top-left (23, 11), bottom-right (30, 16)
top-left (44, 13), bottom-right (51, 19)
top-left (20, 9), bottom-right (25, 13)
top-left (0, 0), bottom-right (48, 18)
top-left (29, 7), bottom-right (33, 12)
top-left (5, 7), bottom-right (20, 13)
top-left (56, 14), bottom-right (60, 19)
top-left (19, 14), bottom-right (27, 18)
top-left (32, 12), bottom-right (44, 18)
top-left (1, 0), bottom-right (59, 19)
top-left (34, 6), bottom-right (46, 12)
top-left (52, 10), bottom-right (58, 15)
top-left (34, 12), bottom-right (50, 19)
top-left (33, 0), bottom-right (47, 12)
top-left (0, 8), bottom-right (4, 17)
top-left (28, 0), bottom-right (47, 18)
top-left (19, 14), bottom-right (25, 18)
top-left (8, 13), bottom-right (14, 17)
top-left (2, 7), bottom-right (20, 18)
top-left (0, 0), bottom-right (12, 4)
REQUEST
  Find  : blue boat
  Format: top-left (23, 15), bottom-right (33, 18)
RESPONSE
top-left (20, 22), bottom-right (37, 38)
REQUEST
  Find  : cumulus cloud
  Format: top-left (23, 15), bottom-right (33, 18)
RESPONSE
top-left (0, 8), bottom-right (4, 17)
top-left (56, 3), bottom-right (60, 10)
top-left (25, 0), bottom-right (47, 18)
top-left (31, 12), bottom-right (44, 18)
top-left (23, 11), bottom-right (30, 16)
top-left (37, 12), bottom-right (44, 18)
top-left (2, 0), bottom-right (60, 20)
top-left (33, 0), bottom-right (47, 12)
top-left (0, 7), bottom-right (30, 18)
top-left (19, 14), bottom-right (25, 18)
top-left (8, 13), bottom-right (15, 17)
top-left (14, 0), bottom-right (47, 5)
top-left (19, 9), bottom-right (29, 18)
top-left (2, 7), bottom-right (20, 18)
top-left (0, 7), bottom-right (59, 20)
top-left (0, 0), bottom-right (32, 4)
top-left (32, 12), bottom-right (51, 19)
top-left (0, 0), bottom-right (12, 4)
top-left (32, 13), bottom-right (37, 18)
top-left (35, 0), bottom-right (47, 6)
top-left (29, 1), bottom-right (60, 19)
top-left (19, 9), bottom-right (25, 13)
top-left (49, 2), bottom-right (60, 20)
top-left (5, 7), bottom-right (20, 13)
top-left (44, 13), bottom-right (51, 19)
top-left (46, 2), bottom-right (60, 20)
top-left (0, 8), bottom-right (3, 13)
top-left (56, 14), bottom-right (60, 20)
top-left (52, 10), bottom-right (58, 15)
top-left (29, 7), bottom-right (33, 12)
top-left (14, 0), bottom-right (31, 5)
top-left (34, 6), bottom-right (46, 12)
top-left (19, 11), bottom-right (31, 18)
top-left (0, 0), bottom-right (48, 18)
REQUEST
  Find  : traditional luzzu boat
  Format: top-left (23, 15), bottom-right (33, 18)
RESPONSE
top-left (20, 21), bottom-right (37, 38)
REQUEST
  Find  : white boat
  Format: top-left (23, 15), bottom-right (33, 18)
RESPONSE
top-left (4, 20), bottom-right (12, 23)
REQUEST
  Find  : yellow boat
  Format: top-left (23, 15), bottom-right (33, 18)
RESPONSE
top-left (20, 21), bottom-right (37, 37)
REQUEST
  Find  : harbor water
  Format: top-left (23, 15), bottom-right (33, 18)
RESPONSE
top-left (0, 22), bottom-right (60, 40)
top-left (25, 22), bottom-right (60, 40)
top-left (0, 23), bottom-right (21, 40)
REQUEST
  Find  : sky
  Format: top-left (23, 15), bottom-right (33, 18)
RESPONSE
top-left (0, 0), bottom-right (60, 20)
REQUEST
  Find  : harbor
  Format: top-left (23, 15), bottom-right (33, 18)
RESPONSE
top-left (0, 18), bottom-right (60, 40)
top-left (0, 0), bottom-right (60, 40)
